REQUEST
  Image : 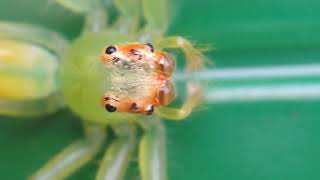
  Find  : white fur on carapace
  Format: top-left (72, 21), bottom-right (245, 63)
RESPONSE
top-left (103, 50), bottom-right (159, 100)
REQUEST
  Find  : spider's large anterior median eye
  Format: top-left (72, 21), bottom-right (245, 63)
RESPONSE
top-left (105, 46), bottom-right (117, 54)
top-left (146, 43), bottom-right (154, 52)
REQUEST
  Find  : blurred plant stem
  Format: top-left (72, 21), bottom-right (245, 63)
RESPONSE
top-left (175, 63), bottom-right (320, 103)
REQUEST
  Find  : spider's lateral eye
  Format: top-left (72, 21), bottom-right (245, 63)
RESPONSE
top-left (131, 102), bottom-right (139, 109)
top-left (146, 43), bottom-right (154, 52)
top-left (105, 104), bottom-right (117, 112)
top-left (145, 105), bottom-right (154, 115)
top-left (105, 46), bottom-right (117, 54)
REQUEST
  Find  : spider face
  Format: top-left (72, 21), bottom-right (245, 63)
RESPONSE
top-left (101, 43), bottom-right (175, 115)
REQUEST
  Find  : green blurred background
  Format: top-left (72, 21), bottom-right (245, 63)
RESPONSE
top-left (1, 0), bottom-right (320, 179)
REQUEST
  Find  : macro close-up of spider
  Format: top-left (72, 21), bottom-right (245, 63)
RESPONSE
top-left (0, 0), bottom-right (206, 179)
top-left (2, 0), bottom-right (320, 180)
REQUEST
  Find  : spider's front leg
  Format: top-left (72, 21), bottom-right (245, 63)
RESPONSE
top-left (30, 123), bottom-right (106, 180)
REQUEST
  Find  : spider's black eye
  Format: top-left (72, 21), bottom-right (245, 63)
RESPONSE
top-left (105, 46), bottom-right (117, 54)
top-left (145, 105), bottom-right (154, 115)
top-left (105, 104), bottom-right (117, 112)
top-left (131, 102), bottom-right (139, 109)
top-left (146, 43), bottom-right (154, 52)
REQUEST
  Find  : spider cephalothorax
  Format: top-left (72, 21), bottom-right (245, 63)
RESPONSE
top-left (101, 43), bottom-right (175, 115)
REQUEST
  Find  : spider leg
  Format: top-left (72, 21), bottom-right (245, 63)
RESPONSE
top-left (53, 0), bottom-right (101, 14)
top-left (141, 0), bottom-right (169, 36)
top-left (30, 122), bottom-right (106, 180)
top-left (112, 0), bottom-right (141, 33)
top-left (139, 120), bottom-right (167, 180)
top-left (155, 82), bottom-right (203, 121)
top-left (96, 123), bottom-right (137, 180)
top-left (53, 0), bottom-right (107, 32)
